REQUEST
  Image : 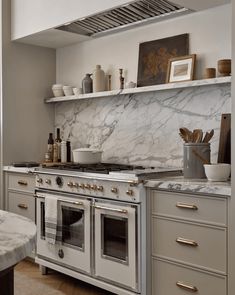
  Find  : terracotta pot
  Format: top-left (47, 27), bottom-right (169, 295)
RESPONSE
top-left (217, 59), bottom-right (231, 76)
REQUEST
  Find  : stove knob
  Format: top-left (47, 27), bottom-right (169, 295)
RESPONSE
top-left (58, 249), bottom-right (64, 259)
top-left (73, 182), bottom-right (79, 188)
top-left (45, 179), bottom-right (51, 185)
top-left (126, 189), bottom-right (134, 196)
top-left (37, 178), bottom-right (43, 184)
top-left (84, 184), bottom-right (91, 190)
top-left (97, 185), bottom-right (104, 192)
top-left (91, 184), bottom-right (97, 191)
top-left (111, 187), bottom-right (118, 194)
top-left (56, 176), bottom-right (63, 187)
top-left (67, 181), bottom-right (74, 188)
top-left (79, 183), bottom-right (85, 189)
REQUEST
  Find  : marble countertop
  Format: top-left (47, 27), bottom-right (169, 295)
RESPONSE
top-left (0, 210), bottom-right (36, 271)
top-left (3, 166), bottom-right (37, 174)
top-left (145, 176), bottom-right (231, 197)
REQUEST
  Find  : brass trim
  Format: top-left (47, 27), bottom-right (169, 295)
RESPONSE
top-left (36, 195), bottom-right (83, 206)
top-left (17, 180), bottom-right (28, 186)
top-left (176, 202), bottom-right (198, 210)
top-left (176, 237), bottom-right (198, 247)
top-left (176, 281), bottom-right (198, 292)
top-left (94, 205), bottom-right (128, 214)
top-left (18, 203), bottom-right (28, 209)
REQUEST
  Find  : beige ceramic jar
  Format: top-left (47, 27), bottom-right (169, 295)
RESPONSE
top-left (93, 65), bottom-right (105, 92)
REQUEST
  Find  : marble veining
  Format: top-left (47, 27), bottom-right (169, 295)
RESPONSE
top-left (55, 84), bottom-right (231, 167)
top-left (146, 177), bottom-right (231, 197)
top-left (0, 210), bottom-right (36, 271)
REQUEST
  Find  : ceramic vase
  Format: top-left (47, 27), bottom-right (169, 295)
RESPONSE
top-left (93, 65), bottom-right (105, 92)
top-left (82, 74), bottom-right (93, 94)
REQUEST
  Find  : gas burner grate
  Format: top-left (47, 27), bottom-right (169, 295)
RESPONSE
top-left (42, 163), bottom-right (146, 174)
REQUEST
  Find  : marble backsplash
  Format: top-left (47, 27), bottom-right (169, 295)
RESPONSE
top-left (55, 84), bottom-right (231, 168)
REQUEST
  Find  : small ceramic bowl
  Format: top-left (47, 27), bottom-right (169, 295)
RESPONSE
top-left (52, 84), bottom-right (64, 97)
top-left (204, 163), bottom-right (231, 181)
top-left (63, 85), bottom-right (74, 96)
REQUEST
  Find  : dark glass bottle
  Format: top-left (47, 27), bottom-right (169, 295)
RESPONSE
top-left (55, 128), bottom-right (62, 162)
top-left (66, 141), bottom-right (71, 162)
top-left (47, 133), bottom-right (54, 162)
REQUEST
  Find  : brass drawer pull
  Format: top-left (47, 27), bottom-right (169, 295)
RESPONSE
top-left (176, 281), bottom-right (198, 292)
top-left (176, 202), bottom-right (198, 210)
top-left (18, 180), bottom-right (28, 186)
top-left (18, 203), bottom-right (28, 209)
top-left (176, 237), bottom-right (198, 247)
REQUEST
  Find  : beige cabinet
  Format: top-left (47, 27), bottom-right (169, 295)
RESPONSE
top-left (150, 190), bottom-right (228, 295)
top-left (5, 172), bottom-right (36, 222)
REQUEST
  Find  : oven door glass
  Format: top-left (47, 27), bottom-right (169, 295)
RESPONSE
top-left (102, 214), bottom-right (128, 263)
top-left (94, 201), bottom-right (139, 291)
top-left (61, 204), bottom-right (84, 250)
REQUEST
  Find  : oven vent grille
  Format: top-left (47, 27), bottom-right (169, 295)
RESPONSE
top-left (57, 0), bottom-right (191, 37)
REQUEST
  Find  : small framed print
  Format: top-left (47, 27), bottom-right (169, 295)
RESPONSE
top-left (166, 54), bottom-right (196, 83)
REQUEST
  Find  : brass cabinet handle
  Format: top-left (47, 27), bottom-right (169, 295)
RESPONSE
top-left (176, 281), bottom-right (198, 292)
top-left (176, 202), bottom-right (198, 210)
top-left (176, 237), bottom-right (198, 247)
top-left (18, 203), bottom-right (28, 209)
top-left (18, 180), bottom-right (28, 186)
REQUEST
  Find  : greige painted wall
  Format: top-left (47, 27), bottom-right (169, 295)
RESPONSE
top-left (0, 0), bottom-right (56, 208)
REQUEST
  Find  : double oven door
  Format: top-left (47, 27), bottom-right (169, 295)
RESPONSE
top-left (36, 191), bottom-right (140, 292)
top-left (36, 192), bottom-right (91, 274)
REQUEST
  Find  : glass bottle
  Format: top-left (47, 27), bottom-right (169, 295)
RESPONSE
top-left (55, 128), bottom-right (62, 162)
top-left (47, 133), bottom-right (54, 162)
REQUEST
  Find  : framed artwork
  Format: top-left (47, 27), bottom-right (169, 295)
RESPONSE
top-left (166, 54), bottom-right (196, 83)
top-left (137, 34), bottom-right (189, 87)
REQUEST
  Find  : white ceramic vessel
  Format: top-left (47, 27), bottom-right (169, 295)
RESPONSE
top-left (72, 148), bottom-right (103, 164)
top-left (52, 84), bottom-right (64, 97)
top-left (63, 85), bottom-right (74, 96)
top-left (93, 65), bottom-right (105, 92)
top-left (204, 163), bottom-right (231, 181)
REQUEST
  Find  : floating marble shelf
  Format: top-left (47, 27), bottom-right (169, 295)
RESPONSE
top-left (45, 76), bottom-right (231, 103)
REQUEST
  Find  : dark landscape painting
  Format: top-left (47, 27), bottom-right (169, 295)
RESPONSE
top-left (137, 34), bottom-right (189, 87)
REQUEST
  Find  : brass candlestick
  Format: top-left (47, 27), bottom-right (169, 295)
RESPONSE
top-left (119, 69), bottom-right (124, 90)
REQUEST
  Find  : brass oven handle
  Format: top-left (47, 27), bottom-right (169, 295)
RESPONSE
top-left (18, 203), bottom-right (28, 209)
top-left (94, 205), bottom-right (128, 214)
top-left (176, 202), bottom-right (198, 210)
top-left (176, 281), bottom-right (198, 292)
top-left (18, 180), bottom-right (28, 186)
top-left (176, 237), bottom-right (198, 247)
top-left (36, 195), bottom-right (83, 206)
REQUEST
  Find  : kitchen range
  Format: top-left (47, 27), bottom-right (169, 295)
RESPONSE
top-left (35, 163), bottom-right (181, 295)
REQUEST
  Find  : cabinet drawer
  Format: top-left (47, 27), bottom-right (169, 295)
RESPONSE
top-left (8, 173), bottom-right (35, 193)
top-left (8, 191), bottom-right (35, 222)
top-left (152, 217), bottom-right (226, 273)
top-left (152, 191), bottom-right (227, 226)
top-left (152, 259), bottom-right (226, 295)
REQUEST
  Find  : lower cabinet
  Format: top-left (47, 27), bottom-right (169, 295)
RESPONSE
top-left (152, 258), bottom-right (226, 295)
top-left (150, 190), bottom-right (228, 295)
top-left (4, 171), bottom-right (36, 222)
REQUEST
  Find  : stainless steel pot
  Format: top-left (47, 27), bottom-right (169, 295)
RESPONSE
top-left (72, 148), bottom-right (103, 164)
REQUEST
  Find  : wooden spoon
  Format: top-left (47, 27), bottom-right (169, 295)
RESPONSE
top-left (179, 127), bottom-right (192, 143)
top-left (202, 129), bottom-right (214, 143)
top-left (192, 129), bottom-right (203, 143)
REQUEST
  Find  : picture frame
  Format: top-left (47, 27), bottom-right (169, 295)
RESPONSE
top-left (137, 34), bottom-right (189, 87)
top-left (166, 54), bottom-right (196, 83)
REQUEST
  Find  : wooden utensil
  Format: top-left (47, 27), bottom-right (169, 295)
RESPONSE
top-left (218, 113), bottom-right (231, 163)
top-left (192, 149), bottom-right (210, 165)
top-left (202, 129), bottom-right (214, 143)
top-left (192, 129), bottom-right (203, 143)
top-left (179, 127), bottom-right (192, 143)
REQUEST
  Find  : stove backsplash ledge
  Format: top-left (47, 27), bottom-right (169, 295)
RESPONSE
top-left (55, 84), bottom-right (231, 168)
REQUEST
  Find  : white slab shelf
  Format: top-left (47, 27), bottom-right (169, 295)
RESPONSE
top-left (45, 76), bottom-right (231, 103)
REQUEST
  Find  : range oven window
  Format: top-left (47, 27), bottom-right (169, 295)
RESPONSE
top-left (101, 214), bottom-right (128, 264)
top-left (40, 202), bottom-right (45, 238)
top-left (61, 206), bottom-right (85, 250)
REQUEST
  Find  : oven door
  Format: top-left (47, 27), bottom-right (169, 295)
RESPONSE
top-left (93, 199), bottom-right (139, 292)
top-left (36, 192), bottom-right (91, 274)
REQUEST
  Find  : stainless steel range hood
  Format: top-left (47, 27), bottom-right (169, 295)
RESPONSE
top-left (56, 0), bottom-right (192, 38)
